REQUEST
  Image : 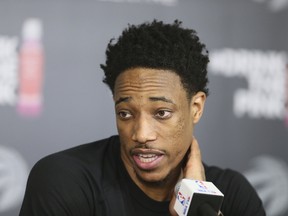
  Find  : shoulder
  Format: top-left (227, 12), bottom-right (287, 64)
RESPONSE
top-left (205, 164), bottom-right (255, 195)
top-left (205, 164), bottom-right (266, 216)
top-left (29, 135), bottom-right (120, 183)
top-left (205, 164), bottom-right (248, 189)
top-left (20, 136), bottom-right (120, 216)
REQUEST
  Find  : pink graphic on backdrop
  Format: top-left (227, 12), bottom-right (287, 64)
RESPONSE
top-left (17, 19), bottom-right (44, 117)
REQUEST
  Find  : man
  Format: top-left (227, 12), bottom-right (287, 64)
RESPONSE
top-left (19, 20), bottom-right (266, 216)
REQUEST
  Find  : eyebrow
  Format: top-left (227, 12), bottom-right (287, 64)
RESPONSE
top-left (115, 97), bottom-right (132, 105)
top-left (149, 96), bottom-right (175, 104)
top-left (115, 96), bottom-right (174, 105)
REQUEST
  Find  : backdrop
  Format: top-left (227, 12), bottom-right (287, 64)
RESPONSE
top-left (0, 1), bottom-right (287, 215)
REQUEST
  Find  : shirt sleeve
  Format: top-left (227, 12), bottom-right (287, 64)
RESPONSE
top-left (19, 154), bottom-right (99, 216)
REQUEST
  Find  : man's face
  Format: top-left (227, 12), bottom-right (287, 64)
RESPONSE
top-left (114, 68), bottom-right (205, 184)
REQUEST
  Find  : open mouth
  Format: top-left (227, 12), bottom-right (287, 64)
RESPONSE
top-left (131, 149), bottom-right (165, 170)
top-left (137, 153), bottom-right (159, 163)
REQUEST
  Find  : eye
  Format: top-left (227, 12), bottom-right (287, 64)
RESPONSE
top-left (155, 110), bottom-right (172, 119)
top-left (118, 111), bottom-right (132, 120)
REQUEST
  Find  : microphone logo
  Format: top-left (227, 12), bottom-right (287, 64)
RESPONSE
top-left (177, 191), bottom-right (186, 206)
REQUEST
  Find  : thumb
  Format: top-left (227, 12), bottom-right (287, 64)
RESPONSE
top-left (169, 195), bottom-right (178, 216)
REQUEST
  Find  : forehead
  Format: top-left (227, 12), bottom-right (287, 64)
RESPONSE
top-left (114, 68), bottom-right (186, 97)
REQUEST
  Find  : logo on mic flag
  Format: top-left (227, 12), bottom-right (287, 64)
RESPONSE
top-left (174, 179), bottom-right (224, 216)
top-left (177, 191), bottom-right (186, 206)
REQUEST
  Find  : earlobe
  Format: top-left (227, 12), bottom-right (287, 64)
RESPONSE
top-left (191, 92), bottom-right (206, 123)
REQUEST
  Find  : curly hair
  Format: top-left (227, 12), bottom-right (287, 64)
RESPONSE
top-left (100, 20), bottom-right (209, 98)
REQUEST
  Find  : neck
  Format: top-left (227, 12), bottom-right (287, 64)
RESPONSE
top-left (138, 175), bottom-right (180, 201)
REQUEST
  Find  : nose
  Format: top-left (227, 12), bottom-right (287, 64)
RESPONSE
top-left (132, 115), bottom-right (156, 144)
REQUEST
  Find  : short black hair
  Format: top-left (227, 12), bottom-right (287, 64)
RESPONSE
top-left (100, 20), bottom-right (209, 98)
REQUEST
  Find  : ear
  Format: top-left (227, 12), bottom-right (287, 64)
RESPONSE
top-left (190, 91), bottom-right (206, 124)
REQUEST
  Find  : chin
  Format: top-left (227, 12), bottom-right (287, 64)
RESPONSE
top-left (136, 171), bottom-right (171, 186)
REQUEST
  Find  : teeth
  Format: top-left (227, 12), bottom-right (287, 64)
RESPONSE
top-left (138, 154), bottom-right (157, 163)
top-left (139, 154), bottom-right (156, 158)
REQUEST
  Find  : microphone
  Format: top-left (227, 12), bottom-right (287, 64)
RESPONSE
top-left (198, 203), bottom-right (218, 216)
top-left (174, 179), bottom-right (224, 216)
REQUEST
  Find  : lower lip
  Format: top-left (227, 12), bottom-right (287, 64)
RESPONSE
top-left (132, 154), bottom-right (164, 170)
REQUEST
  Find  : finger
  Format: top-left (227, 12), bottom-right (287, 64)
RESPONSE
top-left (183, 137), bottom-right (206, 180)
top-left (169, 195), bottom-right (178, 216)
top-left (169, 138), bottom-right (206, 216)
